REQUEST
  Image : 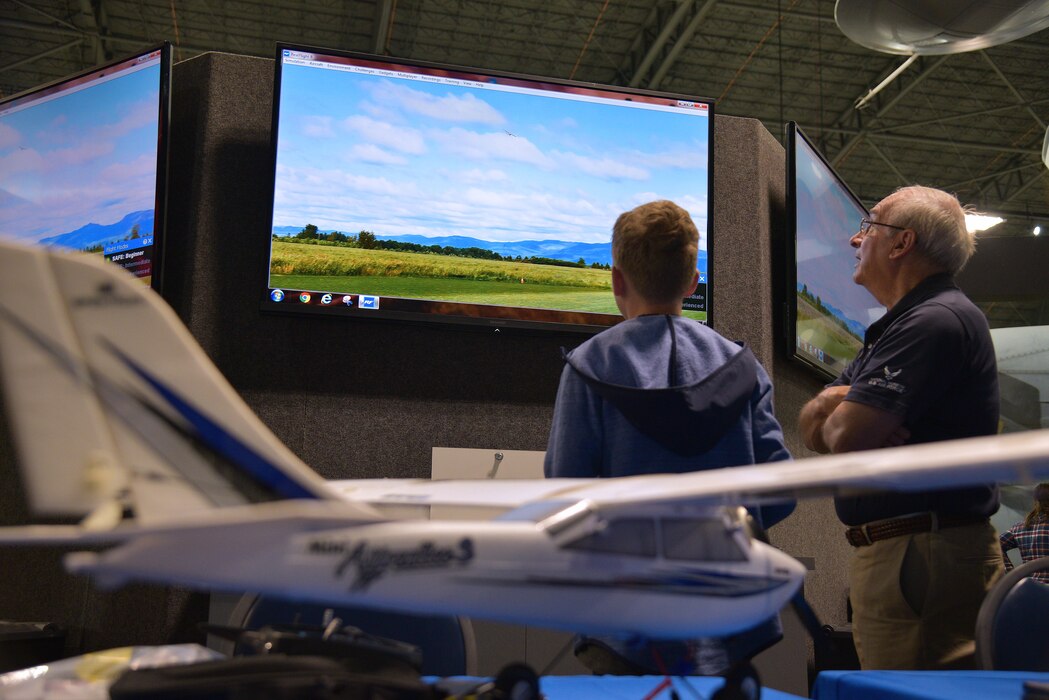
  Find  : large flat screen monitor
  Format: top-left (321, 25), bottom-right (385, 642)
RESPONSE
top-left (0, 44), bottom-right (171, 290)
top-left (262, 44), bottom-right (713, 333)
top-left (785, 122), bottom-right (884, 380)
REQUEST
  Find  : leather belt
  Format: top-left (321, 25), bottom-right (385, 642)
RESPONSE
top-left (845, 512), bottom-right (988, 547)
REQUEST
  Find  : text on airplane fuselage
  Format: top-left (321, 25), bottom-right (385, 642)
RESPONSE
top-left (309, 538), bottom-right (475, 590)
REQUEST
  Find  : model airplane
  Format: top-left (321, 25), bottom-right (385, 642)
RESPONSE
top-left (2, 239), bottom-right (1049, 642)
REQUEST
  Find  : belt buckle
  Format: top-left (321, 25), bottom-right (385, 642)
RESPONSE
top-left (847, 525), bottom-right (873, 546)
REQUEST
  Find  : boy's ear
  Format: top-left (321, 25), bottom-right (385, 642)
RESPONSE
top-left (684, 270), bottom-right (699, 297)
top-left (611, 266), bottom-right (626, 298)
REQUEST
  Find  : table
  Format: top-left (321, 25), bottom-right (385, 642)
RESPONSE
top-left (813, 670), bottom-right (1049, 700)
top-left (439, 675), bottom-right (807, 699)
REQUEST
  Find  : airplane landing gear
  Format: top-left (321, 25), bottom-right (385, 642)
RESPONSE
top-left (711, 661), bottom-right (761, 700)
top-left (493, 662), bottom-right (540, 699)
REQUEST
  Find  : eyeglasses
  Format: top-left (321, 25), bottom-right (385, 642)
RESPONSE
top-left (858, 218), bottom-right (908, 236)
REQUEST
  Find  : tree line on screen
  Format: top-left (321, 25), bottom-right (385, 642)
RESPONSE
top-left (276, 224), bottom-right (611, 270)
top-left (798, 283), bottom-right (862, 341)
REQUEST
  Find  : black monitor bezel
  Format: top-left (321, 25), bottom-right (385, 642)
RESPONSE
top-left (260, 42), bottom-right (715, 335)
top-left (0, 42), bottom-right (172, 293)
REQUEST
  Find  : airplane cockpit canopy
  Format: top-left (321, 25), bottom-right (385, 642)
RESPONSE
top-left (561, 514), bottom-right (749, 562)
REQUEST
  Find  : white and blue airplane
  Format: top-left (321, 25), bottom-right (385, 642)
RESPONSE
top-left (1, 239), bottom-right (1049, 642)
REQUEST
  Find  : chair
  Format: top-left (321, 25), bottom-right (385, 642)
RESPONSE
top-left (975, 556), bottom-right (1049, 670)
top-left (225, 593), bottom-right (477, 677)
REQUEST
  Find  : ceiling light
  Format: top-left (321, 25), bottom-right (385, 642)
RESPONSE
top-left (1035, 226), bottom-right (1042, 236)
top-left (965, 214), bottom-right (1005, 233)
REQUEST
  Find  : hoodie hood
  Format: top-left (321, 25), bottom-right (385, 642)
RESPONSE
top-left (563, 315), bottom-right (758, 456)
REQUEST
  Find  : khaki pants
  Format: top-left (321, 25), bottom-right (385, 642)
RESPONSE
top-left (848, 521), bottom-right (1002, 670)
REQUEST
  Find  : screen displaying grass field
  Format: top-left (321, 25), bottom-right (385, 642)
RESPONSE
top-left (793, 131), bottom-right (883, 376)
top-left (265, 48), bottom-right (711, 327)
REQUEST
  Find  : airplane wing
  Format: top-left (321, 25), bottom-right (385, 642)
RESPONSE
top-left (3, 238), bottom-right (1049, 530)
top-left (332, 428), bottom-right (1049, 516)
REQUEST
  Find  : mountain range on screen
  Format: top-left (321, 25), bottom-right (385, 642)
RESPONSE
top-left (40, 210), bottom-right (154, 250)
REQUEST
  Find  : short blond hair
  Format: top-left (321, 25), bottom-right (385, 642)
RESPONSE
top-left (612, 200), bottom-right (699, 303)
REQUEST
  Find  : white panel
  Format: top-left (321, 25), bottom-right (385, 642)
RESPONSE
top-left (431, 447), bottom-right (546, 521)
top-left (431, 447), bottom-right (545, 480)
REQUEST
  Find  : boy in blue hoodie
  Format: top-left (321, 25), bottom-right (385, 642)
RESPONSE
top-left (544, 199), bottom-right (793, 676)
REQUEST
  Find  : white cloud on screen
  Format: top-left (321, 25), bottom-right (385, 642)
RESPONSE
top-left (500, 193), bottom-right (612, 239)
top-left (97, 151), bottom-right (157, 183)
top-left (803, 157), bottom-right (832, 195)
top-left (532, 117), bottom-right (583, 141)
top-left (459, 168), bottom-right (509, 183)
top-left (32, 114), bottom-right (68, 145)
top-left (280, 165), bottom-right (409, 197)
top-left (553, 150), bottom-right (649, 181)
top-left (342, 115), bottom-right (426, 155)
top-left (94, 98), bottom-right (157, 140)
top-left (644, 143), bottom-right (709, 170)
top-left (0, 122), bottom-right (20, 150)
top-left (676, 193), bottom-right (708, 217)
top-left (0, 147), bottom-right (46, 182)
top-left (432, 128), bottom-right (554, 168)
top-left (369, 80), bottom-right (506, 125)
top-left (423, 187), bottom-right (613, 242)
top-left (348, 143), bottom-right (408, 165)
top-left (796, 234), bottom-right (836, 263)
top-left (303, 116), bottom-right (335, 137)
top-left (271, 162), bottom-right (616, 243)
top-left (0, 88), bottom-right (161, 242)
top-left (1, 138), bottom-right (123, 190)
top-left (0, 152), bottom-right (156, 240)
top-left (272, 164), bottom-right (417, 228)
top-left (51, 140), bottom-right (115, 167)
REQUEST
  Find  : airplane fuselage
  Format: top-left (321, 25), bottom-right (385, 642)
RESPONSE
top-left (67, 503), bottom-right (805, 639)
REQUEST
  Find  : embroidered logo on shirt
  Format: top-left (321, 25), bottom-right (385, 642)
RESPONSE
top-left (867, 366), bottom-right (905, 393)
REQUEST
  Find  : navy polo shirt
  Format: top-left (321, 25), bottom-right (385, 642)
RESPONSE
top-left (831, 273), bottom-right (1000, 525)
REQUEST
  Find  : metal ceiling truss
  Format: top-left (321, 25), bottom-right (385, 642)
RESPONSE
top-left (2, 0), bottom-right (1049, 238)
top-left (615, 0), bottom-right (718, 90)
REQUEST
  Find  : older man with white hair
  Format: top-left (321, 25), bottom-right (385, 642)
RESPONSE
top-left (800, 185), bottom-right (1002, 671)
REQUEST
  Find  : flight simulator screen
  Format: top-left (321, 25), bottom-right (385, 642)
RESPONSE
top-left (262, 44), bottom-right (714, 333)
top-left (787, 122), bottom-right (884, 380)
top-left (0, 45), bottom-right (170, 289)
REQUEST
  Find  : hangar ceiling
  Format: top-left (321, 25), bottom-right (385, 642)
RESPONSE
top-left (3, 0), bottom-right (1049, 325)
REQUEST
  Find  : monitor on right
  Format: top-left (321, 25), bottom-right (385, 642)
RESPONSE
top-left (785, 122), bottom-right (884, 381)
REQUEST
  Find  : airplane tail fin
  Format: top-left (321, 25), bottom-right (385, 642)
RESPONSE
top-left (0, 241), bottom-right (338, 527)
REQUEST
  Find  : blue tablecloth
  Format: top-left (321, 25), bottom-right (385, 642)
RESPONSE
top-left (813, 670), bottom-right (1049, 700)
top-left (438, 675), bottom-right (806, 699)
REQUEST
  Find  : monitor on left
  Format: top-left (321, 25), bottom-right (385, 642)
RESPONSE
top-left (0, 44), bottom-right (171, 290)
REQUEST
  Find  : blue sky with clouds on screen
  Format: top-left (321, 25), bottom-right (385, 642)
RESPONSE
top-left (0, 63), bottom-right (160, 243)
top-left (272, 63), bottom-right (710, 248)
top-left (795, 138), bottom-right (883, 327)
